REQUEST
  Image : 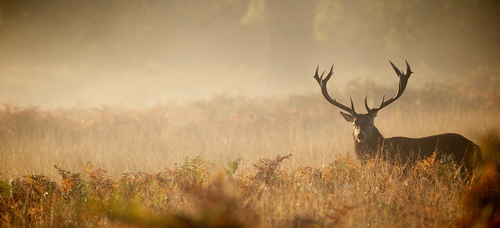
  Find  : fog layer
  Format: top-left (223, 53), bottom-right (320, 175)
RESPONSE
top-left (1, 0), bottom-right (499, 107)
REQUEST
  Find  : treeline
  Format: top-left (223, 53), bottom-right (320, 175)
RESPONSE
top-left (1, 0), bottom-right (499, 76)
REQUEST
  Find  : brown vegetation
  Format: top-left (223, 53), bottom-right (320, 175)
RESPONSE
top-left (1, 148), bottom-right (500, 227)
top-left (1, 77), bottom-right (500, 227)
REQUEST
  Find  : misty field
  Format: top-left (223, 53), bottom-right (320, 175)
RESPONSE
top-left (1, 85), bottom-right (500, 227)
top-left (3, 1), bottom-right (500, 227)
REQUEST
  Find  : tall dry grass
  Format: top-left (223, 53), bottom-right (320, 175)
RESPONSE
top-left (0, 95), bottom-right (346, 179)
top-left (1, 73), bottom-right (500, 227)
top-left (1, 145), bottom-right (499, 227)
top-left (0, 91), bottom-right (497, 180)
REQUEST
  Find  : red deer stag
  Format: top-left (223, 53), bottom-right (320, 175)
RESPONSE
top-left (314, 60), bottom-right (481, 173)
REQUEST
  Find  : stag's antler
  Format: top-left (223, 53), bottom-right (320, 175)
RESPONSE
top-left (365, 60), bottom-right (413, 114)
top-left (313, 64), bottom-right (356, 115)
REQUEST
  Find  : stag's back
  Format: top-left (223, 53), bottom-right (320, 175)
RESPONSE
top-left (383, 133), bottom-right (482, 172)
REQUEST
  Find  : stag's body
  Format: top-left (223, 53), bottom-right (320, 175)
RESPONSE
top-left (353, 128), bottom-right (481, 171)
top-left (314, 60), bottom-right (481, 173)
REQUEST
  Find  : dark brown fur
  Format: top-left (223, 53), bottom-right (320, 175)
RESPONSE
top-left (351, 115), bottom-right (482, 172)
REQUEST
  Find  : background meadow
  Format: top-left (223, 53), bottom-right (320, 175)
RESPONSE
top-left (1, 78), bottom-right (499, 179)
top-left (0, 64), bottom-right (500, 176)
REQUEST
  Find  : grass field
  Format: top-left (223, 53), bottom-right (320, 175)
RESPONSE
top-left (1, 88), bottom-right (500, 227)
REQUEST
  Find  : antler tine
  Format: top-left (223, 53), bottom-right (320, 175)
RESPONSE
top-left (314, 64), bottom-right (356, 115)
top-left (365, 94), bottom-right (385, 113)
top-left (405, 59), bottom-right (413, 75)
top-left (324, 64), bottom-right (334, 82)
top-left (350, 97), bottom-right (356, 114)
top-left (364, 96), bottom-right (369, 112)
top-left (366, 60), bottom-right (413, 114)
top-left (390, 61), bottom-right (402, 76)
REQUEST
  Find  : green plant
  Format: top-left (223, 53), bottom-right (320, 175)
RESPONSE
top-left (226, 158), bottom-right (241, 179)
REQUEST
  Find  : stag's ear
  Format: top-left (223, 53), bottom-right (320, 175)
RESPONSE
top-left (340, 111), bottom-right (354, 122)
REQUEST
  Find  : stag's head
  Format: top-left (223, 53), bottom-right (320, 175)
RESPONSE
top-left (340, 112), bottom-right (377, 142)
top-left (314, 61), bottom-right (413, 143)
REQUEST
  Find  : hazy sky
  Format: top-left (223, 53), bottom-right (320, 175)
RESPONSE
top-left (1, 0), bottom-right (499, 107)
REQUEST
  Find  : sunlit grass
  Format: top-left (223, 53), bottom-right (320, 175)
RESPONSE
top-left (1, 94), bottom-right (497, 179)
top-left (0, 89), bottom-right (499, 227)
top-left (1, 146), bottom-right (499, 227)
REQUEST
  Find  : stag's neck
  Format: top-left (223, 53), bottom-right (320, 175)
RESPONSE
top-left (354, 127), bottom-right (384, 161)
